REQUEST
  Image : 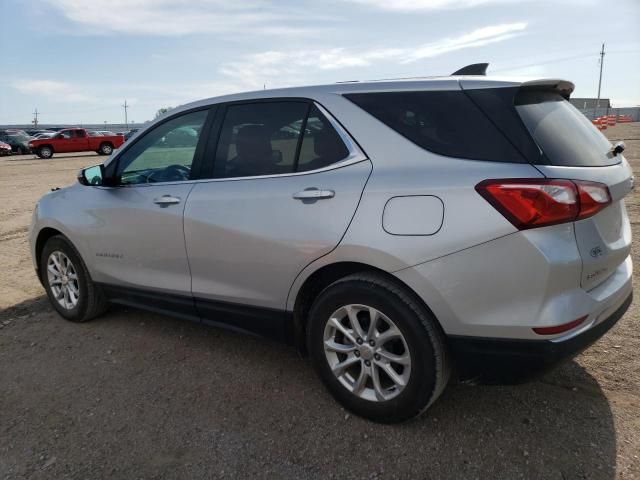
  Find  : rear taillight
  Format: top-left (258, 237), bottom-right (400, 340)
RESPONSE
top-left (475, 179), bottom-right (611, 230)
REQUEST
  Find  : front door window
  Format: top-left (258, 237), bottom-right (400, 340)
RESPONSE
top-left (116, 110), bottom-right (208, 185)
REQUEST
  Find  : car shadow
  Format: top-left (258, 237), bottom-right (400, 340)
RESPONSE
top-left (1, 299), bottom-right (617, 479)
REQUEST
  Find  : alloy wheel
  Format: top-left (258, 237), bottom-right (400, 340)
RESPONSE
top-left (47, 251), bottom-right (80, 310)
top-left (323, 304), bottom-right (411, 402)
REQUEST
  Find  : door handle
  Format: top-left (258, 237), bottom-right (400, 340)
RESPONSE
top-left (292, 188), bottom-right (335, 200)
top-left (153, 195), bottom-right (181, 207)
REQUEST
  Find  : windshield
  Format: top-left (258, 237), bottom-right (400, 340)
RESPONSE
top-left (515, 90), bottom-right (615, 167)
top-left (8, 134), bottom-right (28, 141)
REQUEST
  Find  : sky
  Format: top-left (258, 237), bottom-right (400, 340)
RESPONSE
top-left (1, 0), bottom-right (639, 125)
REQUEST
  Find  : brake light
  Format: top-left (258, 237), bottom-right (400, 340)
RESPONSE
top-left (475, 179), bottom-right (611, 230)
top-left (533, 315), bottom-right (588, 335)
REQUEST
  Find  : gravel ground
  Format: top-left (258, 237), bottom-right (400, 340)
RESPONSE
top-left (1, 126), bottom-right (639, 479)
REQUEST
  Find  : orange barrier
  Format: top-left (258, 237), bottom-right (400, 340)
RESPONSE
top-left (617, 115), bottom-right (633, 123)
top-left (593, 117), bottom-right (607, 130)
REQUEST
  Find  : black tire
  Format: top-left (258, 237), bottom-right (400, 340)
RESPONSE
top-left (37, 146), bottom-right (53, 159)
top-left (307, 272), bottom-right (451, 423)
top-left (99, 142), bottom-right (113, 155)
top-left (40, 235), bottom-right (108, 322)
top-left (15, 146), bottom-right (23, 155)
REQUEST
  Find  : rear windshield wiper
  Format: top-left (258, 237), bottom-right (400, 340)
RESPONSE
top-left (610, 141), bottom-right (625, 157)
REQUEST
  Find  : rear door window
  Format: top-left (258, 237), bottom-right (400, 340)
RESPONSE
top-left (213, 102), bottom-right (307, 178)
top-left (212, 101), bottom-right (351, 178)
top-left (515, 90), bottom-right (615, 167)
top-left (344, 91), bottom-right (525, 163)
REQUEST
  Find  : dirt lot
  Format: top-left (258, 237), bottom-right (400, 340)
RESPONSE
top-left (1, 126), bottom-right (639, 479)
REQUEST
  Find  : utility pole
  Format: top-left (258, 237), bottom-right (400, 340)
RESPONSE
top-left (594, 43), bottom-right (605, 118)
top-left (122, 100), bottom-right (129, 130)
top-left (32, 108), bottom-right (39, 127)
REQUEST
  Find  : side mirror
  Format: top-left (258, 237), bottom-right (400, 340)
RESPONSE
top-left (78, 164), bottom-right (105, 186)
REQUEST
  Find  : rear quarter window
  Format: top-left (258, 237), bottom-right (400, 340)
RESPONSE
top-left (344, 90), bottom-right (525, 163)
top-left (515, 90), bottom-right (615, 167)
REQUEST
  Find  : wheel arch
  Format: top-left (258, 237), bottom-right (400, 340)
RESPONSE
top-left (291, 261), bottom-right (444, 353)
top-left (39, 144), bottom-right (54, 153)
top-left (35, 227), bottom-right (64, 283)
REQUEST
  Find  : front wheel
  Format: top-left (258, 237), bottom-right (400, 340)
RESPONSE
top-left (308, 273), bottom-right (451, 423)
top-left (37, 146), bottom-right (53, 159)
top-left (40, 235), bottom-right (107, 322)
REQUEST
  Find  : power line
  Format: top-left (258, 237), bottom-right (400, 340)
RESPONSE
top-left (32, 108), bottom-right (39, 127)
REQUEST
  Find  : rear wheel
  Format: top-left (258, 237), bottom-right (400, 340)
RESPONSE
top-left (99, 142), bottom-right (113, 155)
top-left (40, 235), bottom-right (108, 322)
top-left (37, 146), bottom-right (53, 159)
top-left (308, 273), bottom-right (451, 423)
top-left (15, 146), bottom-right (24, 155)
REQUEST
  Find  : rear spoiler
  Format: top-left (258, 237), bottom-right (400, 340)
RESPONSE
top-left (452, 64), bottom-right (575, 100)
top-left (520, 79), bottom-right (575, 99)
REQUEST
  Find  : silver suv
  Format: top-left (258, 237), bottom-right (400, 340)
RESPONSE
top-left (30, 68), bottom-right (633, 422)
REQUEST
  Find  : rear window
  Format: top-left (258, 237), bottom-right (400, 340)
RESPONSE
top-left (344, 90), bottom-right (525, 163)
top-left (515, 90), bottom-right (615, 167)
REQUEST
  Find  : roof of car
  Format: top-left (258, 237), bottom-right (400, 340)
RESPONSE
top-left (176, 75), bottom-right (574, 114)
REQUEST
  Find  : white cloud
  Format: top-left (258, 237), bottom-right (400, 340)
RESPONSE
top-left (219, 23), bottom-right (527, 89)
top-left (346, 0), bottom-right (597, 11)
top-left (402, 23), bottom-right (527, 62)
top-left (346, 0), bottom-right (522, 11)
top-left (12, 80), bottom-right (93, 102)
top-left (46, 0), bottom-right (326, 36)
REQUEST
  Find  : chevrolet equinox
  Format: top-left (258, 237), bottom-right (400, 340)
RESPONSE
top-left (30, 65), bottom-right (633, 422)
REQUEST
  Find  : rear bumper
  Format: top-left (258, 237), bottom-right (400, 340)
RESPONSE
top-left (448, 291), bottom-right (633, 383)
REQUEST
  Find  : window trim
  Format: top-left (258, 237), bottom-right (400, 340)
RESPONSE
top-left (104, 98), bottom-right (367, 187)
top-left (201, 98), bottom-right (367, 181)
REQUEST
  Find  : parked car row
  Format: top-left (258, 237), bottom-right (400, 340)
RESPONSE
top-left (0, 128), bottom-right (137, 157)
top-left (0, 130), bottom-right (32, 154)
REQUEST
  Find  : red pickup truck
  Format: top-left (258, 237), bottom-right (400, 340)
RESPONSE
top-left (29, 128), bottom-right (125, 159)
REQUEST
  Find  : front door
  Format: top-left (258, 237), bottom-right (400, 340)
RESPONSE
top-left (184, 101), bottom-right (371, 338)
top-left (85, 108), bottom-right (212, 310)
top-left (54, 130), bottom-right (75, 153)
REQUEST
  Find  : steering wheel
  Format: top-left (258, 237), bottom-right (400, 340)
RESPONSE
top-left (147, 164), bottom-right (190, 183)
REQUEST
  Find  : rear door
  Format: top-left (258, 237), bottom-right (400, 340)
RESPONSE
top-left (514, 90), bottom-right (633, 290)
top-left (184, 100), bottom-right (371, 338)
